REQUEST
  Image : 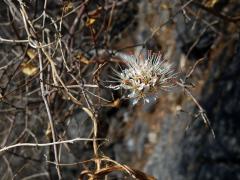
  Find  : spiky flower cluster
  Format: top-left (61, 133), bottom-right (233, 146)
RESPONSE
top-left (110, 50), bottom-right (176, 104)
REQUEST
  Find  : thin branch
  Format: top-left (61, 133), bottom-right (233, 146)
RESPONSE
top-left (21, 172), bottom-right (49, 180)
top-left (0, 138), bottom-right (105, 153)
top-left (177, 81), bottom-right (215, 138)
top-left (37, 47), bottom-right (62, 179)
top-left (193, 2), bottom-right (240, 23)
top-left (0, 37), bottom-right (29, 43)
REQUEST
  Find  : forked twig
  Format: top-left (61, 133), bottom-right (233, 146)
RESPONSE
top-left (177, 58), bottom-right (215, 138)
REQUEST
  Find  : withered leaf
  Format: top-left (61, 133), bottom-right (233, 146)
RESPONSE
top-left (21, 62), bottom-right (38, 76)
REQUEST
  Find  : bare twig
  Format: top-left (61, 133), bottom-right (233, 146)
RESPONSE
top-left (0, 37), bottom-right (29, 43)
top-left (0, 137), bottom-right (104, 153)
top-left (177, 80), bottom-right (215, 138)
top-left (37, 47), bottom-right (62, 178)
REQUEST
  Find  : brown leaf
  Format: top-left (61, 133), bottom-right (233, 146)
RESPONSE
top-left (27, 49), bottom-right (37, 60)
top-left (75, 53), bottom-right (91, 64)
top-left (104, 99), bottom-right (121, 108)
top-left (21, 62), bottom-right (38, 76)
top-left (86, 18), bottom-right (96, 27)
top-left (62, 2), bottom-right (73, 13)
top-left (205, 0), bottom-right (219, 7)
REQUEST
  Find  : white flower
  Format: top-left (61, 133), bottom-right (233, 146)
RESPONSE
top-left (110, 50), bottom-right (177, 104)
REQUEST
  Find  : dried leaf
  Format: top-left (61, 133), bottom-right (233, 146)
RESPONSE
top-left (45, 123), bottom-right (52, 138)
top-left (21, 62), bottom-right (38, 76)
top-left (160, 3), bottom-right (170, 10)
top-left (104, 99), bottom-right (121, 108)
top-left (62, 2), bottom-right (73, 13)
top-left (86, 18), bottom-right (96, 27)
top-left (27, 49), bottom-right (37, 60)
top-left (205, 0), bottom-right (219, 7)
top-left (75, 53), bottom-right (91, 64)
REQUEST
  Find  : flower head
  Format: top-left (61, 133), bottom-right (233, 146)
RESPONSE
top-left (110, 50), bottom-right (177, 104)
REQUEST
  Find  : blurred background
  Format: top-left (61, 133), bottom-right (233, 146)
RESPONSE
top-left (0, 0), bottom-right (240, 179)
